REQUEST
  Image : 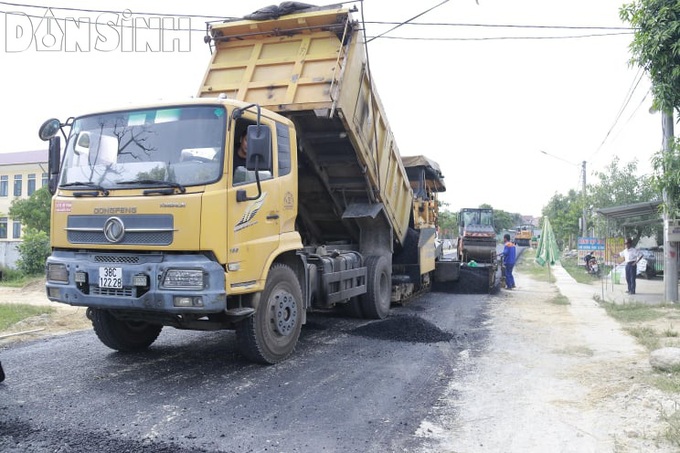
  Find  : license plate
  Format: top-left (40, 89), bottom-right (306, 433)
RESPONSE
top-left (99, 267), bottom-right (122, 289)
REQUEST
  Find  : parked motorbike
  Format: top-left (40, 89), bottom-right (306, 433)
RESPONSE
top-left (586, 257), bottom-right (601, 277)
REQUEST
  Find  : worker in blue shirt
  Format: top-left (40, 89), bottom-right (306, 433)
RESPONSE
top-left (501, 233), bottom-right (517, 289)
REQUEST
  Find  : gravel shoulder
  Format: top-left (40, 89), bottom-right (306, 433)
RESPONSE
top-left (417, 264), bottom-right (680, 453)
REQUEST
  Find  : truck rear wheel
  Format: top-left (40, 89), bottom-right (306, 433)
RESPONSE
top-left (236, 264), bottom-right (303, 364)
top-left (360, 255), bottom-right (392, 319)
top-left (90, 309), bottom-right (163, 352)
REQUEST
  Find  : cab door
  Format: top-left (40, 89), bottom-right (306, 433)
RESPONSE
top-left (226, 116), bottom-right (282, 292)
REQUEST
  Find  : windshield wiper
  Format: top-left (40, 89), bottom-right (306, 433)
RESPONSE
top-left (116, 179), bottom-right (186, 195)
top-left (59, 181), bottom-right (110, 196)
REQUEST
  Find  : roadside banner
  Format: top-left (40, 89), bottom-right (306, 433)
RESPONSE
top-left (605, 237), bottom-right (625, 266)
top-left (577, 237), bottom-right (605, 266)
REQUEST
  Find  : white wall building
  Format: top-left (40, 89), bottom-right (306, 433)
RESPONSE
top-left (0, 150), bottom-right (48, 268)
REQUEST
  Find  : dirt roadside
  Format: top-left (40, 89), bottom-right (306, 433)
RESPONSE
top-left (0, 279), bottom-right (90, 346)
top-left (417, 266), bottom-right (680, 453)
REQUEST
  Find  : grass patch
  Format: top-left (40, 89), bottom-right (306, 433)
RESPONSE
top-left (654, 374), bottom-right (680, 394)
top-left (624, 325), bottom-right (661, 351)
top-left (550, 293), bottom-right (570, 305)
top-left (665, 327), bottom-right (680, 338)
top-left (661, 404), bottom-right (680, 448)
top-left (601, 301), bottom-right (666, 323)
top-left (0, 274), bottom-right (43, 288)
top-left (0, 304), bottom-right (55, 331)
top-left (560, 254), bottom-right (612, 285)
top-left (516, 248), bottom-right (555, 283)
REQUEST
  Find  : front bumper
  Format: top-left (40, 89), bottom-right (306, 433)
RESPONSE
top-left (45, 250), bottom-right (227, 313)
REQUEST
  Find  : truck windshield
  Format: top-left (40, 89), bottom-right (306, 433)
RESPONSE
top-left (463, 209), bottom-right (493, 226)
top-left (59, 105), bottom-right (226, 189)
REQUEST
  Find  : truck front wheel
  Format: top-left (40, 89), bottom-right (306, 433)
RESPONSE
top-left (90, 309), bottom-right (163, 352)
top-left (360, 255), bottom-right (392, 319)
top-left (236, 264), bottom-right (303, 364)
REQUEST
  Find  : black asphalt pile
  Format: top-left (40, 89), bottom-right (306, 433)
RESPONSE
top-left (350, 315), bottom-right (454, 343)
top-left (0, 419), bottom-right (222, 453)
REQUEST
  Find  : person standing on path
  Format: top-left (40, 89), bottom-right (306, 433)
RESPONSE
top-left (502, 233), bottom-right (517, 289)
top-left (619, 238), bottom-right (641, 294)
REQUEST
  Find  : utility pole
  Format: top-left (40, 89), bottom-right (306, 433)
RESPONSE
top-left (539, 150), bottom-right (587, 238)
top-left (581, 160), bottom-right (587, 238)
top-left (662, 110), bottom-right (678, 303)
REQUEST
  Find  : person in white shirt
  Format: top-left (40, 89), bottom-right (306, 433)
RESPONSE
top-left (619, 238), bottom-right (640, 294)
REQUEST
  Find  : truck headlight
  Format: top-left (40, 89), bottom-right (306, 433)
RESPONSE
top-left (47, 263), bottom-right (68, 283)
top-left (162, 269), bottom-right (204, 289)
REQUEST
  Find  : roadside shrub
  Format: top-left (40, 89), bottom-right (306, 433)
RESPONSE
top-left (16, 228), bottom-right (50, 276)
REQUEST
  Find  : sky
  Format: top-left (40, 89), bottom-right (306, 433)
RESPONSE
top-left (0, 0), bottom-right (660, 218)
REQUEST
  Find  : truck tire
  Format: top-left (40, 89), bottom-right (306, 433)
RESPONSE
top-left (360, 255), bottom-right (392, 319)
top-left (90, 309), bottom-right (162, 352)
top-left (236, 264), bottom-right (303, 364)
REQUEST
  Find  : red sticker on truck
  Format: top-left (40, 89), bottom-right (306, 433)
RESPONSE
top-left (55, 201), bottom-right (72, 212)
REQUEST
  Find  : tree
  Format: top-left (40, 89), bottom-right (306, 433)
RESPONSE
top-left (621, 1), bottom-right (680, 215)
top-left (587, 156), bottom-right (656, 243)
top-left (493, 210), bottom-right (522, 233)
top-left (621, 1), bottom-right (680, 115)
top-left (16, 228), bottom-right (50, 275)
top-left (9, 186), bottom-right (51, 233)
top-left (438, 209), bottom-right (458, 240)
top-left (542, 190), bottom-right (581, 250)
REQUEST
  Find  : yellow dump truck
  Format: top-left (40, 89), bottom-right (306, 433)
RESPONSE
top-left (515, 224), bottom-right (533, 247)
top-left (40, 5), bottom-right (461, 364)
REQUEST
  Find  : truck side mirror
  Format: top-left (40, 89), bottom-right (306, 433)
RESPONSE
top-left (245, 124), bottom-right (271, 171)
top-left (48, 136), bottom-right (61, 195)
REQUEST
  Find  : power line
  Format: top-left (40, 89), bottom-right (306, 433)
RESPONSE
top-left (1, 1), bottom-right (637, 41)
top-left (590, 69), bottom-right (646, 160)
top-left (366, 0), bottom-right (450, 43)
top-left (365, 21), bottom-right (633, 31)
top-left (366, 31), bottom-right (634, 41)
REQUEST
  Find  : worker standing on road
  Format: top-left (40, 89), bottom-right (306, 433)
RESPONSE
top-left (619, 238), bottom-right (641, 295)
top-left (502, 233), bottom-right (517, 289)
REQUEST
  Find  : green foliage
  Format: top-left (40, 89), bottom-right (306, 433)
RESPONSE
top-left (542, 190), bottom-right (581, 249)
top-left (493, 209), bottom-right (522, 233)
top-left (651, 138), bottom-right (680, 217)
top-left (16, 229), bottom-right (51, 276)
top-left (541, 156), bottom-right (655, 248)
top-left (588, 157), bottom-right (657, 241)
top-left (621, 0), bottom-right (680, 114)
top-left (0, 267), bottom-right (30, 286)
top-left (9, 186), bottom-right (51, 233)
top-left (438, 209), bottom-right (457, 240)
top-left (621, 1), bottom-right (680, 219)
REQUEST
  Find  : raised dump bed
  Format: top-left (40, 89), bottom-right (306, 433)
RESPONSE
top-left (199, 6), bottom-right (412, 249)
